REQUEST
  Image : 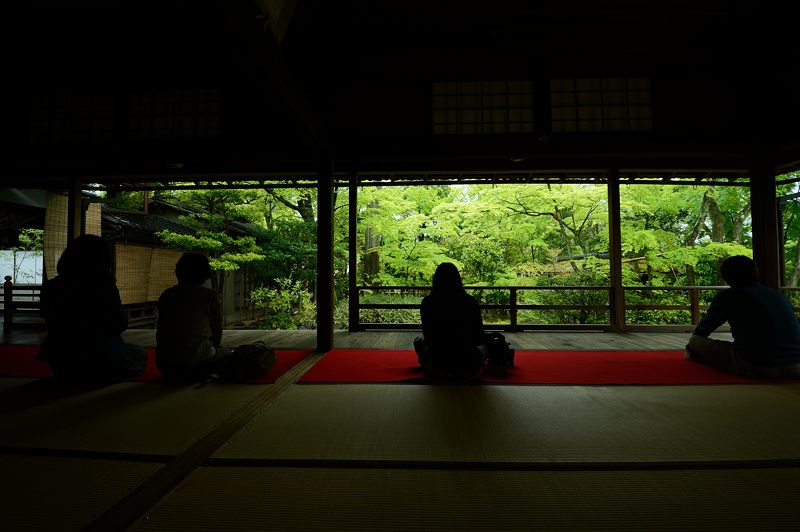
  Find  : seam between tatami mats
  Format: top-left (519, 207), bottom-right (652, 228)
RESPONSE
top-left (0, 446), bottom-right (174, 464)
top-left (202, 457), bottom-right (800, 472)
top-left (81, 350), bottom-right (329, 532)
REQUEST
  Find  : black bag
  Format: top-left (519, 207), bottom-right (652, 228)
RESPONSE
top-left (219, 341), bottom-right (277, 381)
top-left (485, 332), bottom-right (515, 369)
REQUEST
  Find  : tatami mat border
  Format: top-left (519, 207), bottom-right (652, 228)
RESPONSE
top-left (203, 457), bottom-right (800, 472)
top-left (0, 445), bottom-right (174, 464)
top-left (81, 350), bottom-right (327, 532)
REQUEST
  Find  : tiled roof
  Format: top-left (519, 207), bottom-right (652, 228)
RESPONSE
top-left (147, 197), bottom-right (262, 236)
top-left (103, 210), bottom-right (197, 235)
top-left (225, 219), bottom-right (263, 235)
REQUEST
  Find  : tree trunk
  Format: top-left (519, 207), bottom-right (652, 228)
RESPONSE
top-left (685, 190), bottom-right (710, 245)
top-left (706, 190), bottom-right (725, 243)
top-left (265, 189), bottom-right (316, 222)
top-left (685, 264), bottom-right (696, 286)
top-left (363, 226), bottom-right (380, 279)
top-left (730, 205), bottom-right (750, 243)
top-left (362, 187), bottom-right (382, 281)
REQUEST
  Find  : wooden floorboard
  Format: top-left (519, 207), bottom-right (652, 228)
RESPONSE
top-left (1, 326), bottom-right (731, 351)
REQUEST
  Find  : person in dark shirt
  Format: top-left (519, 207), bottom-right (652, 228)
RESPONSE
top-left (413, 262), bottom-right (487, 379)
top-left (686, 255), bottom-right (800, 378)
top-left (37, 234), bottom-right (147, 383)
top-left (156, 252), bottom-right (230, 381)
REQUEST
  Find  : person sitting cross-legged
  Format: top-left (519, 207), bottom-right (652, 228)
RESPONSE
top-left (685, 255), bottom-right (800, 379)
top-left (156, 252), bottom-right (231, 382)
top-left (38, 234), bottom-right (147, 384)
top-left (413, 262), bottom-right (488, 380)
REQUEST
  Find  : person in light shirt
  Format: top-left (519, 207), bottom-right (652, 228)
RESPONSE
top-left (156, 252), bottom-right (230, 381)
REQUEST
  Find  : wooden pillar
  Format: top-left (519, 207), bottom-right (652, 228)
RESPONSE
top-left (316, 163), bottom-right (335, 352)
top-left (66, 177), bottom-right (84, 241)
top-left (3, 276), bottom-right (13, 331)
top-left (750, 154), bottom-right (781, 289)
top-left (607, 170), bottom-right (625, 331)
top-left (348, 175), bottom-right (360, 331)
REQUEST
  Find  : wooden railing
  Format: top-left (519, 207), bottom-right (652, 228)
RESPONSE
top-left (2, 276), bottom-right (44, 329)
top-left (353, 284), bottom-right (731, 331)
top-left (7, 277), bottom-right (797, 332)
top-left (2, 276), bottom-right (158, 330)
top-left (122, 302), bottom-right (158, 328)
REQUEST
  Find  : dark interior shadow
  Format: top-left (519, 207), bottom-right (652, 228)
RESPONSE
top-left (0, 376), bottom-right (195, 417)
top-left (0, 378), bottom-right (115, 416)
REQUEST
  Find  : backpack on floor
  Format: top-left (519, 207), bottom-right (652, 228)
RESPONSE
top-left (486, 332), bottom-right (515, 369)
top-left (219, 341), bottom-right (277, 381)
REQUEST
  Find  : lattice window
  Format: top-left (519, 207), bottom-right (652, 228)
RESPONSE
top-left (29, 91), bottom-right (114, 144)
top-left (129, 88), bottom-right (220, 140)
top-left (432, 81), bottom-right (534, 135)
top-left (551, 77), bottom-right (653, 132)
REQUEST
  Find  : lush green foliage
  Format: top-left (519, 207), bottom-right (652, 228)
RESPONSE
top-left (105, 191), bottom-right (146, 211)
top-left (147, 187), bottom-right (319, 329)
top-left (350, 182), bottom-right (763, 326)
top-left (105, 173), bottom-right (800, 329)
top-left (248, 219), bottom-right (317, 287)
top-left (250, 278), bottom-right (316, 329)
top-left (778, 175), bottom-right (800, 287)
top-left (6, 228), bottom-right (44, 283)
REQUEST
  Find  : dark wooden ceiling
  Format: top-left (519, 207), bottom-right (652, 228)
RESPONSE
top-left (9, 1), bottom-right (800, 187)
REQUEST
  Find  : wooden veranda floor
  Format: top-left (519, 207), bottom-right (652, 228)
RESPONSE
top-left (5, 327), bottom-right (798, 532)
top-left (1, 326), bottom-right (730, 350)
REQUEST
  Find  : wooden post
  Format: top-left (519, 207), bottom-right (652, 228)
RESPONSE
top-left (316, 162), bottom-right (335, 352)
top-left (3, 276), bottom-right (12, 330)
top-left (348, 175), bottom-right (360, 331)
top-left (510, 288), bottom-right (518, 330)
top-left (607, 170), bottom-right (625, 331)
top-left (750, 152), bottom-right (781, 289)
top-left (67, 177), bottom-right (84, 241)
top-left (690, 288), bottom-right (701, 324)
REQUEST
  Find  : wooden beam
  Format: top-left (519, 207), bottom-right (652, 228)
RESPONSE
top-left (214, 2), bottom-right (330, 158)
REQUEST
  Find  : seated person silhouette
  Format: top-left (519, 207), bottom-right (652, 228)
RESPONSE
top-left (156, 252), bottom-right (231, 381)
top-left (414, 262), bottom-right (487, 379)
top-left (686, 255), bottom-right (800, 378)
top-left (38, 234), bottom-right (147, 383)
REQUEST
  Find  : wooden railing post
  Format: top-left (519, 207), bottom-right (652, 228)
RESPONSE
top-left (3, 276), bottom-right (12, 329)
top-left (690, 287), bottom-right (701, 325)
top-left (510, 287), bottom-right (518, 330)
top-left (353, 286), bottom-right (362, 332)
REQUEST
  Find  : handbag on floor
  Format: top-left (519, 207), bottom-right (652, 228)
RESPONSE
top-left (218, 341), bottom-right (277, 381)
top-left (485, 332), bottom-right (515, 369)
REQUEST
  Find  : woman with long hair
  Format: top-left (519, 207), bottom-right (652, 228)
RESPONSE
top-left (38, 234), bottom-right (147, 383)
top-left (413, 262), bottom-right (487, 379)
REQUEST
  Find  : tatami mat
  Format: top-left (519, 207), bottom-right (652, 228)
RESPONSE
top-left (1, 454), bottom-right (162, 532)
top-left (0, 377), bottom-right (267, 455)
top-left (213, 384), bottom-right (800, 463)
top-left (128, 466), bottom-right (800, 531)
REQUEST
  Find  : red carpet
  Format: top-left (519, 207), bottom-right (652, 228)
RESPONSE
top-left (0, 344), bottom-right (313, 384)
top-left (299, 349), bottom-right (800, 385)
